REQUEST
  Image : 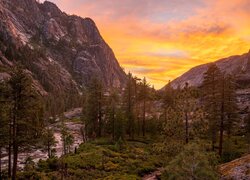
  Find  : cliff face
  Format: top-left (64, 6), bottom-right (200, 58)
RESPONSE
top-left (166, 51), bottom-right (250, 89)
top-left (0, 0), bottom-right (126, 95)
top-left (162, 51), bottom-right (250, 115)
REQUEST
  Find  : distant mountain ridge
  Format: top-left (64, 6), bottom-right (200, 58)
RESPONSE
top-left (0, 0), bottom-right (126, 96)
top-left (164, 51), bottom-right (250, 89)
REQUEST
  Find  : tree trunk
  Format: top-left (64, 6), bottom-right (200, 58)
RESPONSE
top-left (185, 111), bottom-right (189, 144)
top-left (0, 147), bottom-right (2, 178)
top-left (219, 115), bottom-right (224, 156)
top-left (47, 142), bottom-right (51, 158)
top-left (142, 99), bottom-right (146, 137)
top-left (112, 105), bottom-right (115, 140)
top-left (12, 143), bottom-right (18, 180)
top-left (8, 123), bottom-right (12, 178)
top-left (98, 91), bottom-right (102, 137)
top-left (211, 126), bottom-right (217, 151)
top-left (164, 108), bottom-right (167, 123)
top-left (219, 76), bottom-right (225, 156)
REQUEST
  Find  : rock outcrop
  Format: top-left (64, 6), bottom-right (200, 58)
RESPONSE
top-left (219, 154), bottom-right (250, 180)
top-left (0, 0), bottom-right (126, 96)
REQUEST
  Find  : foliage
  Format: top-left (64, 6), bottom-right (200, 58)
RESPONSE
top-left (33, 138), bottom-right (164, 179)
top-left (162, 107), bottom-right (184, 156)
top-left (221, 136), bottom-right (249, 163)
top-left (41, 128), bottom-right (57, 158)
top-left (61, 123), bottom-right (74, 154)
top-left (82, 77), bottom-right (104, 139)
top-left (162, 143), bottom-right (219, 180)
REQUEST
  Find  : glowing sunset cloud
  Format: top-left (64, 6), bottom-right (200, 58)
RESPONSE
top-left (42, 0), bottom-right (250, 89)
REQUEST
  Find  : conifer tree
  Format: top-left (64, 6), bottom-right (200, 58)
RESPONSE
top-left (82, 77), bottom-right (104, 139)
top-left (245, 114), bottom-right (250, 149)
top-left (161, 83), bottom-right (175, 123)
top-left (202, 63), bottom-right (221, 151)
top-left (0, 81), bottom-right (11, 178)
top-left (162, 107), bottom-right (184, 156)
top-left (42, 128), bottom-right (56, 158)
top-left (138, 77), bottom-right (150, 137)
top-left (124, 72), bottom-right (135, 139)
top-left (202, 64), bottom-right (238, 156)
top-left (8, 66), bottom-right (44, 179)
top-left (224, 75), bottom-right (238, 137)
top-left (61, 123), bottom-right (74, 155)
top-left (106, 88), bottom-right (120, 140)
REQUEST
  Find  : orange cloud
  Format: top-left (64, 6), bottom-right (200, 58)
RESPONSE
top-left (43, 0), bottom-right (250, 89)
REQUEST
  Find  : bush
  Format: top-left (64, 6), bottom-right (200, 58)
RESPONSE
top-left (37, 157), bottom-right (60, 172)
top-left (162, 143), bottom-right (219, 180)
top-left (221, 137), bottom-right (247, 163)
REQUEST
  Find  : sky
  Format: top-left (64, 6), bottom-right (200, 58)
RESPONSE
top-left (41, 0), bottom-right (250, 89)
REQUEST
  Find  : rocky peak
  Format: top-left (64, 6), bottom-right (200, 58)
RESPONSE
top-left (165, 51), bottom-right (250, 89)
top-left (41, 1), bottom-right (62, 15)
top-left (0, 0), bottom-right (126, 97)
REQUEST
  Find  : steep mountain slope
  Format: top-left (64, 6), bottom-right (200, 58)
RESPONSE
top-left (0, 0), bottom-right (126, 96)
top-left (165, 51), bottom-right (250, 89)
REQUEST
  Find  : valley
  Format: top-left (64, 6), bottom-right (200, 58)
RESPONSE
top-left (0, 0), bottom-right (249, 180)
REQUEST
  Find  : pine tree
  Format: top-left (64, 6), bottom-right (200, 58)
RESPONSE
top-left (61, 123), bottom-right (74, 155)
top-left (177, 82), bottom-right (197, 144)
top-left (82, 77), bottom-right (104, 139)
top-left (106, 88), bottom-right (120, 140)
top-left (123, 72), bottom-right (135, 139)
top-left (244, 114), bottom-right (250, 151)
top-left (202, 63), bottom-right (221, 151)
top-left (202, 64), bottom-right (238, 156)
top-left (114, 110), bottom-right (126, 141)
top-left (42, 128), bottom-right (56, 158)
top-left (224, 75), bottom-right (238, 137)
top-left (133, 76), bottom-right (140, 137)
top-left (138, 77), bottom-right (150, 137)
top-left (161, 83), bottom-right (175, 123)
top-left (8, 66), bottom-right (44, 179)
top-left (0, 81), bottom-right (11, 178)
top-left (162, 107), bottom-right (184, 156)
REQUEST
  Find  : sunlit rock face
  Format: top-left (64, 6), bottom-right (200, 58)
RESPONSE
top-left (167, 51), bottom-right (250, 89)
top-left (163, 51), bottom-right (250, 115)
top-left (0, 0), bottom-right (126, 95)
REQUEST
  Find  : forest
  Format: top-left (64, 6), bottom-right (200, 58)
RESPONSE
top-left (0, 63), bottom-right (250, 180)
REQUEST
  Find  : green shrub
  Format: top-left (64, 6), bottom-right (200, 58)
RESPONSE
top-left (162, 143), bottom-right (219, 180)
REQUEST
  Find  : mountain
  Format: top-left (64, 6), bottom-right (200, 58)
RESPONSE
top-left (0, 0), bottom-right (126, 96)
top-left (165, 51), bottom-right (250, 89)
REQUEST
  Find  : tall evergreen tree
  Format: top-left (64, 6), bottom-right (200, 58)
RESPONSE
top-left (202, 64), bottom-right (238, 156)
top-left (8, 66), bottom-right (43, 179)
top-left (61, 123), bottom-right (74, 155)
top-left (245, 114), bottom-right (250, 150)
top-left (0, 81), bottom-right (11, 178)
top-left (178, 82), bottom-right (197, 144)
top-left (123, 72), bottom-right (135, 139)
top-left (162, 107), bottom-right (184, 156)
top-left (224, 75), bottom-right (238, 137)
top-left (202, 63), bottom-right (221, 151)
top-left (138, 77), bottom-right (150, 137)
top-left (41, 128), bottom-right (56, 158)
top-left (106, 88), bottom-right (120, 140)
top-left (82, 77), bottom-right (104, 139)
top-left (161, 83), bottom-right (175, 123)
